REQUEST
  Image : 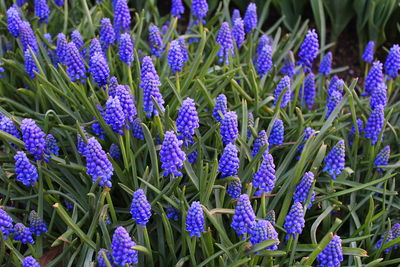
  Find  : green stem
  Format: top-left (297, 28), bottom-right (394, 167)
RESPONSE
top-left (142, 226), bottom-right (154, 266)
top-left (176, 72), bottom-right (180, 95)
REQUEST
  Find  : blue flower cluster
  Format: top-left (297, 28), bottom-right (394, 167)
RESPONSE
top-left (231, 194), bottom-right (256, 236)
top-left (130, 189), bottom-right (152, 226)
top-left (186, 201), bottom-right (204, 237)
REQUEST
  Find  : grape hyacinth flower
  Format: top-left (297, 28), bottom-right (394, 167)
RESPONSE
top-left (141, 56), bottom-right (160, 82)
top-left (29, 210), bottom-right (47, 236)
top-left (0, 116), bottom-right (21, 148)
top-left (113, 0), bottom-right (131, 33)
top-left (226, 180), bottom-right (242, 199)
top-left (19, 21), bottom-right (39, 54)
top-left (298, 29), bottom-right (319, 72)
top-left (252, 130), bottom-right (268, 157)
top-left (7, 6), bottom-right (23, 38)
top-left (220, 111), bottom-right (238, 145)
top-left (265, 210), bottom-right (276, 225)
top-left (0, 209), bottom-right (13, 238)
top-left (34, 0), bottom-right (50, 23)
top-left (323, 140), bottom-right (345, 180)
top-left (362, 41), bottom-right (375, 63)
top-left (256, 44), bottom-right (273, 77)
top-left (376, 230), bottom-right (394, 254)
top-left (149, 25), bottom-right (164, 57)
top-left (14, 151), bottom-right (38, 186)
top-left (92, 121), bottom-right (105, 141)
top-left (171, 0), bottom-right (184, 18)
top-left (119, 32), bottom-right (134, 65)
top-left (168, 40), bottom-right (184, 73)
top-left (293, 172), bottom-right (315, 208)
top-left (111, 226), bottom-right (138, 266)
top-left (284, 202), bottom-right (305, 239)
top-left (274, 76), bottom-right (291, 108)
top-left (244, 3), bottom-right (257, 34)
top-left (269, 119), bottom-right (284, 147)
top-left (186, 201), bottom-right (204, 237)
top-left (178, 38), bottom-right (189, 63)
top-left (13, 223), bottom-right (34, 244)
top-left (21, 118), bottom-right (48, 161)
top-left (327, 75), bottom-right (344, 96)
top-left (113, 85), bottom-right (137, 124)
top-left (65, 42), bottom-right (87, 82)
top-left (97, 249), bottom-right (114, 267)
top-left (253, 153), bottom-right (276, 193)
top-left (56, 33), bottom-right (68, 65)
top-left (232, 18), bottom-right (245, 49)
top-left (348, 119), bottom-right (364, 147)
top-left (176, 98), bottom-right (199, 141)
top-left (316, 235), bottom-right (343, 267)
top-left (282, 55), bottom-right (295, 78)
top-left (100, 18), bottom-right (115, 50)
top-left (232, 9), bottom-right (241, 23)
top-left (218, 143), bottom-right (239, 178)
top-left (130, 189), bottom-right (152, 226)
top-left (132, 118), bottom-right (144, 139)
top-left (319, 52), bottom-right (332, 76)
top-left (89, 38), bottom-right (104, 60)
top-left (77, 127), bottom-right (88, 154)
top-left (370, 82), bottom-right (387, 109)
top-left (374, 145), bottom-right (390, 173)
top-left (105, 96), bottom-right (126, 134)
top-left (231, 194), bottom-right (256, 236)
top-left (250, 220), bottom-right (279, 251)
top-left (365, 105), bottom-right (385, 145)
top-left (257, 34), bottom-right (272, 55)
top-left (160, 131), bottom-right (186, 177)
top-left (364, 61), bottom-right (383, 96)
top-left (166, 205), bottom-right (180, 221)
top-left (71, 30), bottom-right (86, 59)
top-left (22, 256), bottom-right (40, 267)
top-left (384, 44), bottom-right (400, 79)
top-left (302, 72), bottom-right (316, 109)
top-left (45, 134), bottom-right (59, 156)
top-left (24, 49), bottom-right (39, 79)
top-left (54, 0), bottom-right (63, 6)
top-left (109, 143), bottom-right (121, 159)
top-left (192, 0), bottom-right (208, 24)
top-left (297, 127), bottom-right (316, 154)
top-left (89, 52), bottom-right (110, 87)
top-left (84, 137), bottom-right (114, 187)
top-left (216, 22), bottom-right (234, 64)
top-left (141, 72), bottom-right (165, 117)
top-left (247, 112), bottom-right (254, 137)
top-left (213, 94), bottom-right (227, 123)
top-left (325, 90), bottom-right (342, 119)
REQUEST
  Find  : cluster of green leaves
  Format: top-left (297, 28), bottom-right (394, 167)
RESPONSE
top-left (0, 0), bottom-right (399, 266)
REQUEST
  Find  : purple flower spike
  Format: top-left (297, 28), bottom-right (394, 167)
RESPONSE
top-left (293, 172), bottom-right (315, 209)
top-left (0, 116), bottom-right (21, 148)
top-left (113, 0), bottom-right (131, 33)
top-left (105, 96), bottom-right (126, 134)
top-left (109, 143), bottom-right (121, 159)
top-left (269, 119), bottom-right (284, 147)
top-left (281, 53), bottom-right (295, 78)
top-left (71, 30), bottom-right (87, 59)
top-left (216, 22), bottom-right (235, 65)
top-left (218, 143), bottom-right (239, 178)
top-left (284, 202), bottom-right (305, 239)
top-left (370, 82), bottom-right (387, 109)
top-left (160, 131), bottom-right (186, 177)
top-left (21, 118), bottom-right (48, 161)
top-left (149, 25), bottom-right (164, 57)
top-left (323, 140), bottom-right (345, 180)
top-left (302, 72), bottom-right (316, 109)
top-left (22, 256), bottom-right (40, 267)
top-left (119, 33), bottom-right (134, 65)
top-left (192, 0), bottom-right (208, 24)
top-left (227, 180), bottom-right (242, 199)
top-left (319, 52), bottom-right (332, 76)
top-left (24, 49), bottom-right (39, 79)
top-left (13, 223), bottom-right (34, 244)
top-left (327, 75), bottom-right (344, 96)
top-left (274, 76), bottom-right (291, 108)
top-left (256, 44), bottom-right (273, 77)
top-left (141, 72), bottom-right (165, 117)
top-left (325, 90), bottom-right (342, 119)
top-left (168, 40), bottom-right (184, 73)
top-left (362, 41), bottom-right (375, 63)
top-left (316, 235), bottom-right (343, 267)
top-left (19, 21), bottom-right (39, 54)
top-left (89, 52), bottom-right (110, 87)
top-left (348, 119), bottom-right (364, 147)
top-left (56, 33), bottom-right (68, 65)
top-left (97, 249), bottom-right (114, 267)
top-left (250, 220), bottom-right (279, 251)
top-left (213, 94), bottom-right (227, 123)
top-left (7, 6), bottom-right (23, 38)
top-left (364, 61), bottom-right (383, 96)
top-left (89, 38), bottom-right (104, 60)
top-left (0, 209), bottom-right (13, 238)
top-left (45, 134), bottom-right (59, 156)
top-left (298, 29), bottom-right (319, 72)
top-left (114, 85), bottom-right (137, 124)
top-left (252, 130), bottom-right (269, 157)
top-left (14, 151), bottom-right (39, 186)
top-left (29, 210), bottom-right (47, 236)
top-left (130, 189), bottom-right (152, 226)
top-left (220, 111), bottom-right (238, 145)
top-left (384, 44), bottom-right (400, 79)
top-left (65, 42), bottom-right (87, 82)
top-left (232, 18), bottom-right (245, 49)
top-left (231, 194), bottom-right (256, 236)
top-left (84, 137), bottom-right (114, 187)
top-left (141, 56), bottom-right (160, 82)
top-left (244, 3), bottom-right (257, 34)
top-left (34, 0), bottom-right (50, 23)
top-left (365, 105), bottom-right (385, 145)
top-left (100, 18), bottom-right (115, 50)
top-left (232, 9), bottom-right (241, 23)
top-left (176, 98), bottom-right (199, 141)
top-left (253, 153), bottom-right (276, 193)
top-left (374, 145), bottom-right (390, 173)
top-left (111, 227), bottom-right (138, 266)
top-left (186, 201), bottom-right (205, 237)
top-left (171, 0), bottom-right (185, 18)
